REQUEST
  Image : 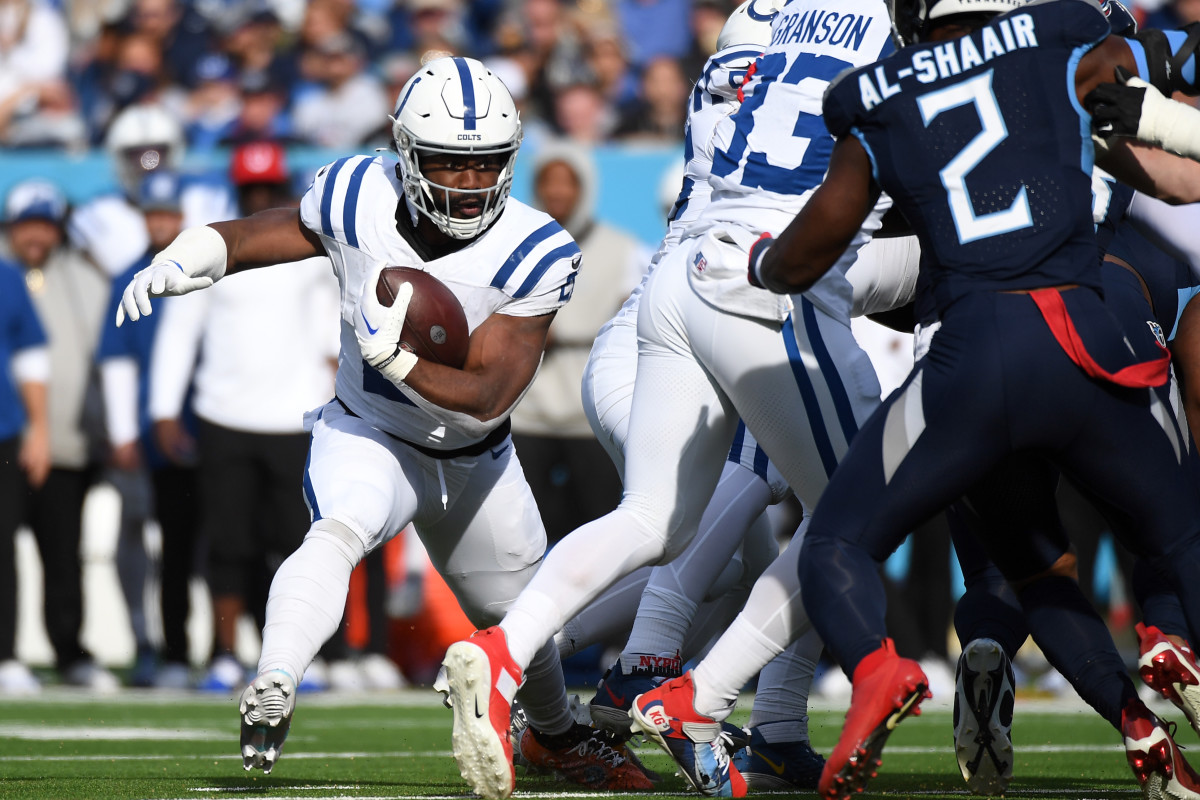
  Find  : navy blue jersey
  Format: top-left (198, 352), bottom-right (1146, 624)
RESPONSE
top-left (1105, 223), bottom-right (1200, 340)
top-left (824, 0), bottom-right (1111, 316)
top-left (0, 261), bottom-right (47, 441)
top-left (1093, 176), bottom-right (1135, 256)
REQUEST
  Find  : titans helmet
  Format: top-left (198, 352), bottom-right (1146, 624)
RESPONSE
top-left (888, 0), bottom-right (1028, 47)
top-left (1101, 0), bottom-right (1137, 36)
top-left (390, 56), bottom-right (522, 240)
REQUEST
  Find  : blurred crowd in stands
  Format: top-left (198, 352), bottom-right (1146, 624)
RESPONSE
top-left (0, 0), bottom-right (745, 152)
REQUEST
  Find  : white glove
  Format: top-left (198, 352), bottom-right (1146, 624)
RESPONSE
top-left (355, 266), bottom-right (418, 385)
top-left (116, 226), bottom-right (228, 326)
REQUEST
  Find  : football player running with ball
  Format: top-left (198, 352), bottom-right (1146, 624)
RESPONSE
top-left (115, 56), bottom-right (651, 792)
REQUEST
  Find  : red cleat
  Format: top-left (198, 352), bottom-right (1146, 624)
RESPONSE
top-left (442, 627), bottom-right (524, 800)
top-left (1122, 698), bottom-right (1200, 799)
top-left (818, 640), bottom-right (931, 800)
top-left (1138, 623), bottom-right (1200, 738)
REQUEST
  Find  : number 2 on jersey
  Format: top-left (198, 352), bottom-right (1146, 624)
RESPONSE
top-left (917, 69), bottom-right (1032, 244)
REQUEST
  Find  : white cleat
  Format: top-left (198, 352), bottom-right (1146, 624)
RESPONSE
top-left (442, 628), bottom-right (523, 800)
top-left (239, 670), bottom-right (297, 774)
top-left (954, 638), bottom-right (1015, 796)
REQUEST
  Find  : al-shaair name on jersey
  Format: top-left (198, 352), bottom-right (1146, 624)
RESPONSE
top-left (299, 155), bottom-right (582, 450)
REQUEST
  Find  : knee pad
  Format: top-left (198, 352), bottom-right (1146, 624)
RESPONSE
top-left (307, 518), bottom-right (367, 566)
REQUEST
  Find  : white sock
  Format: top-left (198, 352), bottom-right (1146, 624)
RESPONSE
top-left (691, 525), bottom-right (809, 719)
top-left (556, 568), bottom-right (651, 658)
top-left (500, 508), bottom-right (667, 668)
top-left (623, 463), bottom-right (772, 663)
top-left (258, 523), bottom-right (363, 682)
top-left (747, 627), bottom-right (822, 737)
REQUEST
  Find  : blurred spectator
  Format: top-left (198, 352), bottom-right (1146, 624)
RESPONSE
top-left (96, 171), bottom-right (201, 689)
top-left (583, 24), bottom-right (638, 110)
top-left (553, 79), bottom-right (615, 143)
top-left (613, 0), bottom-right (691, 69)
top-left (386, 0), bottom-right (504, 57)
top-left (510, 141), bottom-right (646, 543)
top-left (0, 179), bottom-right (117, 691)
top-left (69, 102), bottom-right (235, 278)
top-left (148, 142), bottom-right (343, 691)
top-left (123, 0), bottom-right (215, 91)
top-left (183, 53), bottom-right (241, 151)
top-left (292, 31), bottom-right (387, 148)
top-left (511, 0), bottom-right (586, 127)
top-left (399, 0), bottom-right (469, 57)
top-left (220, 69), bottom-right (295, 145)
top-left (0, 215), bottom-right (49, 696)
top-left (0, 0), bottom-right (84, 148)
top-left (214, 1), bottom-right (297, 97)
top-left (681, 0), bottom-right (730, 78)
top-left (613, 55), bottom-right (688, 142)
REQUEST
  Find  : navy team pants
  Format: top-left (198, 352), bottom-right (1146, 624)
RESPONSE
top-left (800, 287), bottom-right (1200, 681)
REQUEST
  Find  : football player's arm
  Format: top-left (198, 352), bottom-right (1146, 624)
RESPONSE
top-left (1170, 293), bottom-right (1200, 437)
top-left (753, 135), bottom-right (880, 294)
top-left (1081, 35), bottom-right (1200, 164)
top-left (1095, 136), bottom-right (1200, 204)
top-left (117, 209), bottom-right (323, 325)
top-left (401, 311), bottom-right (555, 436)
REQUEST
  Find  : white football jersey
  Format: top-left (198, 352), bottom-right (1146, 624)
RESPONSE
top-left (689, 0), bottom-right (895, 321)
top-left (608, 45), bottom-right (760, 330)
top-left (299, 154), bottom-right (582, 450)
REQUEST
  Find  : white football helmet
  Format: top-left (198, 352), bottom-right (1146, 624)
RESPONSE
top-left (104, 104), bottom-right (185, 197)
top-left (889, 0), bottom-right (1027, 46)
top-left (717, 0), bottom-right (787, 52)
top-left (390, 56), bottom-right (522, 240)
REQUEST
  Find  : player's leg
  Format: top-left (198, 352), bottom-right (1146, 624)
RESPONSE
top-left (494, 251), bottom-right (741, 671)
top-left (241, 402), bottom-right (420, 774)
top-left (580, 318), bottom-right (638, 479)
top-left (424, 442), bottom-right (651, 795)
top-left (798, 295), bottom-right (1026, 798)
top-left (591, 456), bottom-right (776, 733)
top-left (631, 280), bottom-right (885, 795)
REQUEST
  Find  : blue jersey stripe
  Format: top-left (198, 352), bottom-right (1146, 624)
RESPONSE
top-left (782, 315), bottom-right (838, 478)
top-left (303, 421), bottom-right (322, 522)
top-left (491, 221), bottom-right (562, 289)
top-left (395, 76), bottom-right (421, 115)
top-left (727, 420), bottom-right (748, 465)
top-left (801, 298), bottom-right (860, 445)
top-left (320, 157), bottom-right (352, 238)
top-left (515, 242), bottom-right (581, 298)
top-left (453, 57), bottom-right (477, 130)
top-left (342, 158), bottom-right (373, 248)
top-left (752, 439), bottom-right (769, 479)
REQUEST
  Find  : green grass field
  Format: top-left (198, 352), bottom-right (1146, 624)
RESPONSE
top-left (0, 690), bottom-right (1171, 799)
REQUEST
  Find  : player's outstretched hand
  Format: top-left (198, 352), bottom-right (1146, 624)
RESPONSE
top-left (355, 264), bottom-right (418, 384)
top-left (1086, 66), bottom-right (1148, 140)
top-left (116, 260), bottom-right (214, 326)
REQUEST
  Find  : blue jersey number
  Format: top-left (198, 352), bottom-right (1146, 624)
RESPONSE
top-left (917, 69), bottom-right (1032, 244)
top-left (712, 51), bottom-right (855, 195)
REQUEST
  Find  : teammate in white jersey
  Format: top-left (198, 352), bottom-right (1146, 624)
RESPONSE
top-left (438, 0), bottom-right (906, 797)
top-left (114, 57), bottom-right (651, 793)
top-left (562, 2), bottom-right (830, 791)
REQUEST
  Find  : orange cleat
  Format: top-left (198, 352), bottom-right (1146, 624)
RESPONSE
top-left (819, 639), bottom-right (931, 800)
top-left (442, 627), bottom-right (524, 800)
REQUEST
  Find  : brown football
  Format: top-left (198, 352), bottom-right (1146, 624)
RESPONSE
top-left (376, 266), bottom-right (469, 368)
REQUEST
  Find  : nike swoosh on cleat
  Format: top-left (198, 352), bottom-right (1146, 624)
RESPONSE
top-left (475, 696), bottom-right (486, 719)
top-left (361, 309), bottom-right (379, 335)
top-left (490, 445), bottom-right (509, 460)
top-left (604, 684), bottom-right (627, 707)
top-left (757, 751), bottom-right (788, 776)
